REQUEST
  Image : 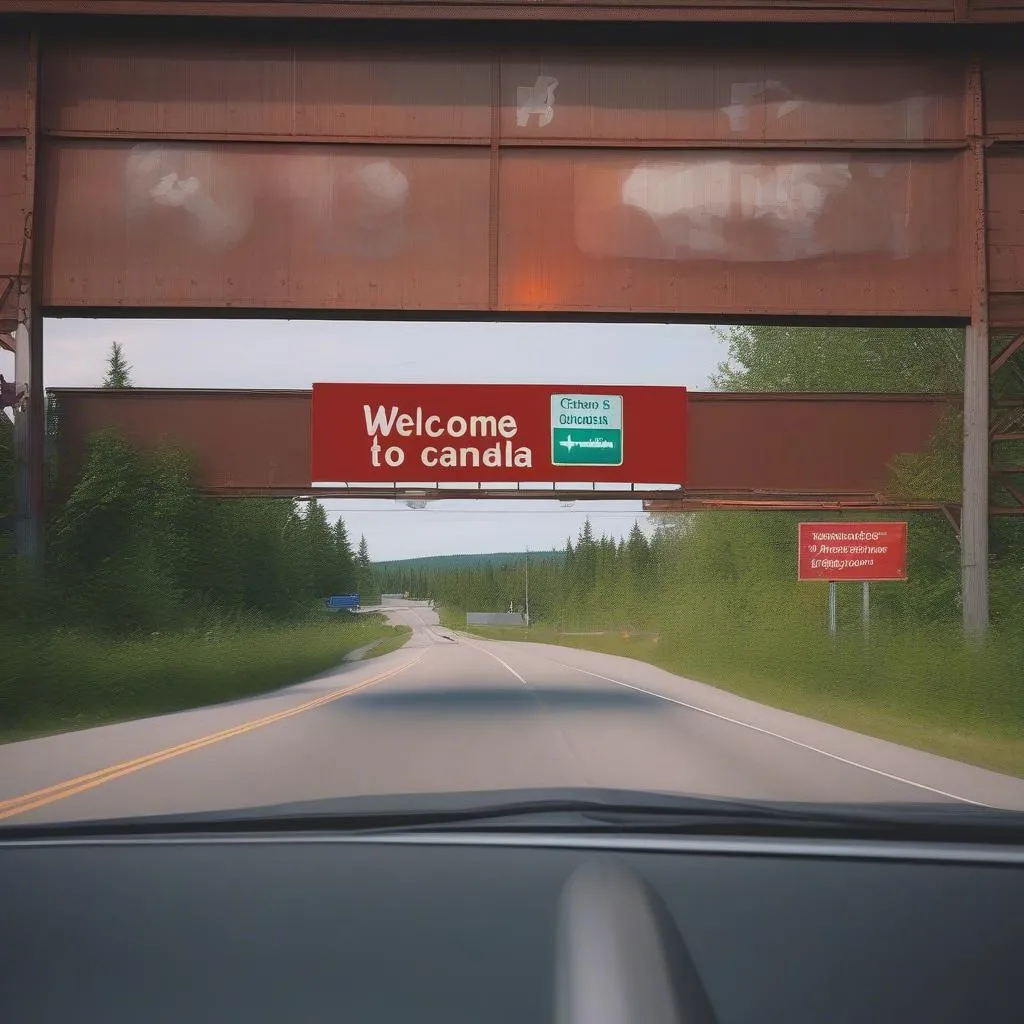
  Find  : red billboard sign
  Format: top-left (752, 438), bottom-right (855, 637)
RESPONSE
top-left (311, 383), bottom-right (687, 486)
top-left (798, 521), bottom-right (908, 581)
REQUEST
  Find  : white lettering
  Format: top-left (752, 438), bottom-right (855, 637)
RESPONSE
top-left (483, 444), bottom-right (501, 468)
top-left (425, 415), bottom-right (443, 438)
top-left (460, 447), bottom-right (480, 468)
top-left (514, 446), bottom-right (532, 468)
top-left (384, 446), bottom-right (405, 467)
top-left (498, 415), bottom-right (517, 439)
top-left (364, 404), bottom-right (399, 437)
top-left (421, 446), bottom-right (438, 467)
top-left (395, 414), bottom-right (415, 437)
top-left (370, 435), bottom-right (382, 467)
top-left (447, 415), bottom-right (468, 438)
top-left (469, 414), bottom-right (498, 437)
top-left (440, 448), bottom-right (457, 467)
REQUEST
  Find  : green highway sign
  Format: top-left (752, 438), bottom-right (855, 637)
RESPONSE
top-left (551, 394), bottom-right (623, 467)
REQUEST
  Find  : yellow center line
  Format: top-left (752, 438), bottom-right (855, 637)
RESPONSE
top-left (0, 654), bottom-right (424, 821)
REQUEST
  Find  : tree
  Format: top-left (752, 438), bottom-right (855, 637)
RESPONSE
top-left (626, 520), bottom-right (651, 591)
top-left (102, 342), bottom-right (133, 388)
top-left (333, 516), bottom-right (358, 595)
top-left (711, 325), bottom-right (963, 394)
top-left (356, 534), bottom-right (373, 598)
top-left (302, 499), bottom-right (337, 599)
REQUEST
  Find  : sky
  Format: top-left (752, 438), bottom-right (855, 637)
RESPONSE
top-left (4, 318), bottom-right (727, 561)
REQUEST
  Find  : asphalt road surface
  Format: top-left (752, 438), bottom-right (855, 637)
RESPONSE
top-left (2, 600), bottom-right (1023, 823)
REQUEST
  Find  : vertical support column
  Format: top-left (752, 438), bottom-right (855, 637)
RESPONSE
top-left (487, 54), bottom-right (500, 311)
top-left (861, 581), bottom-right (870, 640)
top-left (962, 59), bottom-right (990, 637)
top-left (828, 581), bottom-right (837, 638)
top-left (13, 28), bottom-right (42, 569)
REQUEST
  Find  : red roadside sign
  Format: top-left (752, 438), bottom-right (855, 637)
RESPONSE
top-left (798, 521), bottom-right (908, 582)
top-left (311, 383), bottom-right (687, 485)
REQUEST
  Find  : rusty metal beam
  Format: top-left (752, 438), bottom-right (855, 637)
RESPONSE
top-left (991, 332), bottom-right (1024, 375)
top-left (49, 388), bottom-right (961, 504)
top-left (1, 2), bottom-right (1023, 26)
top-left (0, 3), bottom-right (975, 24)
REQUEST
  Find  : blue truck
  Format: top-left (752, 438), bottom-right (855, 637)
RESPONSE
top-left (326, 594), bottom-right (361, 611)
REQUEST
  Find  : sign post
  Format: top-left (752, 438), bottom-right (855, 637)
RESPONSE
top-left (798, 521), bottom-right (908, 637)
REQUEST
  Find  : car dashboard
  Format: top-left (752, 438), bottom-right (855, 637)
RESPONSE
top-left (1, 827), bottom-right (1022, 1023)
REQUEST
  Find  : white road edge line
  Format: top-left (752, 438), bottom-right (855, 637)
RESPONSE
top-left (445, 621), bottom-right (989, 807)
top-left (462, 631), bottom-right (989, 809)
top-left (467, 641), bottom-right (529, 684)
top-left (556, 661), bottom-right (989, 807)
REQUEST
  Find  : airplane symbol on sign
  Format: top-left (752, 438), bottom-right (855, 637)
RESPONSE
top-left (559, 435), bottom-right (580, 451)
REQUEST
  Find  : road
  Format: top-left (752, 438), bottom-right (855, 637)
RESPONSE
top-left (2, 600), bottom-right (1023, 823)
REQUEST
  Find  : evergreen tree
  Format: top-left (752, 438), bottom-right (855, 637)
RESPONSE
top-left (102, 342), bottom-right (133, 388)
top-left (333, 516), bottom-right (358, 594)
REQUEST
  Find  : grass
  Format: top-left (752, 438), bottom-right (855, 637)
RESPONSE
top-left (0, 615), bottom-right (406, 744)
top-left (361, 626), bottom-right (413, 660)
top-left (447, 612), bottom-right (1024, 778)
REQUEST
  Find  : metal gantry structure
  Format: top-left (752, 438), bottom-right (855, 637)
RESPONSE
top-left (0, 1), bottom-right (1021, 636)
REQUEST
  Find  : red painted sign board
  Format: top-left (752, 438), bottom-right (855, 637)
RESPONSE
top-left (798, 521), bottom-right (908, 582)
top-left (311, 383), bottom-right (687, 485)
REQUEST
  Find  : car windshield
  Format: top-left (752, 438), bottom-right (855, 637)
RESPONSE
top-left (1, 22), bottom-right (1023, 828)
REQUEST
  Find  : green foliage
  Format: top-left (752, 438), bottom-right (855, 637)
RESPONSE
top-left (711, 325), bottom-right (964, 393)
top-left (0, 617), bottom-right (406, 741)
top-left (39, 430), bottom-right (367, 631)
top-left (102, 341), bottom-right (133, 388)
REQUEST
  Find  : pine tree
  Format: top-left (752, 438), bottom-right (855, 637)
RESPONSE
top-left (303, 499), bottom-right (336, 599)
top-left (333, 516), bottom-right (357, 594)
top-left (355, 534), bottom-right (372, 598)
top-left (102, 342), bottom-right (133, 388)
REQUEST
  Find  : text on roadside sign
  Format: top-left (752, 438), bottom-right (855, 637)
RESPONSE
top-left (798, 521), bottom-right (908, 581)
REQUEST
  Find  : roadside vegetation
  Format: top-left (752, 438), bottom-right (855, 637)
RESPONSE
top-left (380, 326), bottom-right (1024, 777)
top-left (0, 344), bottom-right (398, 743)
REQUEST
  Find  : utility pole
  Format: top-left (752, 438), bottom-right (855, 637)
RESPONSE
top-left (525, 546), bottom-right (530, 627)
top-left (962, 59), bottom-right (990, 638)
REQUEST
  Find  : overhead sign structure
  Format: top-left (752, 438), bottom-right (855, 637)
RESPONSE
top-left (311, 383), bottom-right (687, 486)
top-left (798, 522), bottom-right (908, 582)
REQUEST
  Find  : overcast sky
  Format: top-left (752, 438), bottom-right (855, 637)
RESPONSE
top-left (4, 318), bottom-right (727, 561)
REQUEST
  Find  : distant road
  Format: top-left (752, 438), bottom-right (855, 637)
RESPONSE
top-left (2, 600), bottom-right (1023, 823)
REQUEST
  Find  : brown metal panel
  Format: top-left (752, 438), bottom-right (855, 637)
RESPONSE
top-left (991, 293), bottom-right (1024, 326)
top-left (983, 58), bottom-right (1024, 136)
top-left (987, 148), bottom-right (1024, 295)
top-left (685, 393), bottom-right (954, 495)
top-left (0, 34), bottom-right (28, 134)
top-left (50, 389), bottom-right (956, 502)
top-left (971, 0), bottom-right (1024, 10)
top-left (42, 38), bottom-right (492, 141)
top-left (53, 389), bottom-right (313, 495)
top-left (0, 139), bottom-right (26, 279)
top-left (498, 148), bottom-right (966, 318)
top-left (42, 140), bottom-right (491, 310)
top-left (0, 2), bottom-right (992, 24)
top-left (501, 51), bottom-right (964, 144)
